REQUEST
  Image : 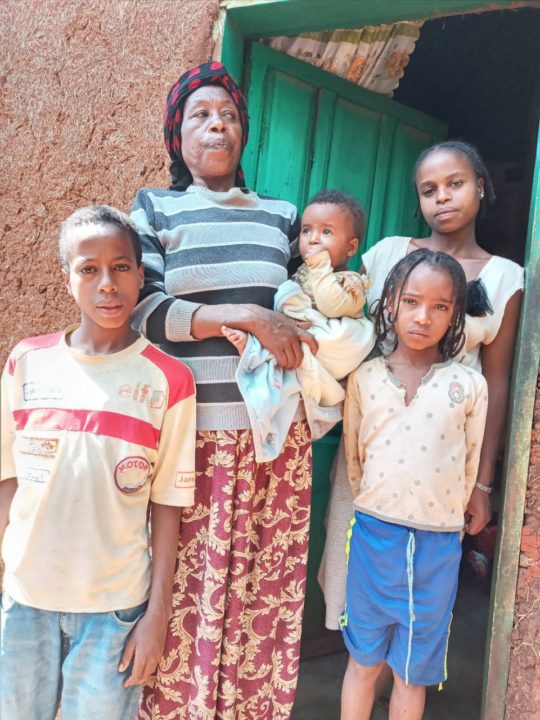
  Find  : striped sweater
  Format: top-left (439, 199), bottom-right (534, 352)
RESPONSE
top-left (131, 185), bottom-right (300, 431)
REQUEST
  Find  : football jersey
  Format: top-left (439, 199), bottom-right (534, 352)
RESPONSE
top-left (1, 329), bottom-right (196, 612)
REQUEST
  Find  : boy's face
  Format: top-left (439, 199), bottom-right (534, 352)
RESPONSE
top-left (63, 226), bottom-right (144, 336)
top-left (300, 203), bottom-right (359, 270)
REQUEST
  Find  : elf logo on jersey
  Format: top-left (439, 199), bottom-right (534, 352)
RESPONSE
top-left (114, 456), bottom-right (151, 494)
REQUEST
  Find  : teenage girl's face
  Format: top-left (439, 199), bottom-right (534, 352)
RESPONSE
top-left (64, 227), bottom-right (144, 336)
top-left (416, 150), bottom-right (484, 235)
top-left (300, 203), bottom-right (359, 270)
top-left (390, 263), bottom-right (456, 353)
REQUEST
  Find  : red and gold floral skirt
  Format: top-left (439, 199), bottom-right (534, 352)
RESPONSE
top-left (138, 421), bottom-right (312, 720)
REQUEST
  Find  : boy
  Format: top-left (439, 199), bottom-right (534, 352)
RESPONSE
top-left (222, 189), bottom-right (375, 461)
top-left (0, 205), bottom-right (196, 720)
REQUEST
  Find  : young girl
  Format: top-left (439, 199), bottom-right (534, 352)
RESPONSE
top-left (341, 249), bottom-right (488, 720)
top-left (320, 140), bottom-right (523, 630)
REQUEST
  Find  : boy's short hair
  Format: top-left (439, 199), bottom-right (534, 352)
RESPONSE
top-left (59, 205), bottom-right (142, 271)
top-left (306, 189), bottom-right (366, 240)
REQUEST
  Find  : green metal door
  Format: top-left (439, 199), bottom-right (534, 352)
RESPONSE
top-left (243, 42), bottom-right (447, 639)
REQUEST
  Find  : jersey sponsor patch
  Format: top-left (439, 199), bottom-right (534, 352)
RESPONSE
top-left (19, 467), bottom-right (50, 484)
top-left (114, 456), bottom-right (151, 494)
top-left (23, 381), bottom-right (63, 402)
top-left (175, 471), bottom-right (195, 489)
top-left (18, 436), bottom-right (59, 459)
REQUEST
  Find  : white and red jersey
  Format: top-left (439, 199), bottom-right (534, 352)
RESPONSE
top-left (0, 328), bottom-right (196, 612)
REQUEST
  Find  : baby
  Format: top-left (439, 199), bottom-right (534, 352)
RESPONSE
top-left (222, 189), bottom-right (375, 462)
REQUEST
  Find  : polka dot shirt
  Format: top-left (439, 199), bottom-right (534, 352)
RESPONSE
top-left (344, 356), bottom-right (488, 531)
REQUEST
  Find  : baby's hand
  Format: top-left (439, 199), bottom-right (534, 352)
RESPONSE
top-left (120, 608), bottom-right (169, 687)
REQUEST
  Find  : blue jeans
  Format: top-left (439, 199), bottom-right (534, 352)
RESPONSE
top-left (0, 592), bottom-right (147, 720)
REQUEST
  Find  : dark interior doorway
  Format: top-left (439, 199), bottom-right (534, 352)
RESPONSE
top-left (293, 7), bottom-right (540, 719)
top-left (395, 8), bottom-right (539, 265)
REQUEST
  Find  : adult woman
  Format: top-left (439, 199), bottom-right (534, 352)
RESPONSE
top-left (131, 62), bottom-right (315, 720)
top-left (320, 140), bottom-right (523, 632)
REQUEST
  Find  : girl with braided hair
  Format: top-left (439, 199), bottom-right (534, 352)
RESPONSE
top-left (341, 249), bottom-right (488, 719)
top-left (320, 140), bottom-right (524, 633)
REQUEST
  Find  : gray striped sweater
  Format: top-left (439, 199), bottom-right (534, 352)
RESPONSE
top-left (131, 185), bottom-right (300, 431)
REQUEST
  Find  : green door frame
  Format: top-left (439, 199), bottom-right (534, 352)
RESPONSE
top-left (215, 2), bottom-right (540, 717)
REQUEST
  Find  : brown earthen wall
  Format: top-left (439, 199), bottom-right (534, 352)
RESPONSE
top-left (505, 369), bottom-right (540, 720)
top-left (0, 0), bottom-right (220, 363)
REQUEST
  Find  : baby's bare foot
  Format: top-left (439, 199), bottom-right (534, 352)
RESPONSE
top-left (221, 325), bottom-right (248, 355)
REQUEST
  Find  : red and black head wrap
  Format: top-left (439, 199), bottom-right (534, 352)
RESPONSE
top-left (164, 61), bottom-right (249, 191)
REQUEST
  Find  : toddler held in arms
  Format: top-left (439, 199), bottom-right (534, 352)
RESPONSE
top-left (222, 189), bottom-right (375, 461)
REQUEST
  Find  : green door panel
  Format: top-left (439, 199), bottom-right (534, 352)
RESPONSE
top-left (325, 97), bottom-right (382, 222)
top-left (244, 43), bottom-right (446, 262)
top-left (253, 69), bottom-right (317, 209)
top-left (381, 122), bottom-right (436, 240)
top-left (244, 40), bottom-right (446, 643)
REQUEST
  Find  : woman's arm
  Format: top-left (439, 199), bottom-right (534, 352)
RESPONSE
top-left (191, 303), bottom-right (317, 370)
top-left (465, 290), bottom-right (523, 534)
top-left (132, 191), bottom-right (315, 369)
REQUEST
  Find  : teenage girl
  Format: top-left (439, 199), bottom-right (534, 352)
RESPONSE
top-left (320, 140), bottom-right (524, 630)
top-left (341, 249), bottom-right (488, 720)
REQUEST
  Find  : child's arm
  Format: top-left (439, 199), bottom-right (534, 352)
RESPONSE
top-left (304, 251), bottom-right (366, 319)
top-left (120, 502), bottom-right (181, 687)
top-left (463, 374), bottom-right (489, 535)
top-left (469, 291), bottom-right (522, 533)
top-left (119, 364), bottom-right (196, 686)
top-left (0, 478), bottom-right (17, 585)
top-left (343, 371), bottom-right (363, 498)
top-left (1, 362), bottom-right (18, 584)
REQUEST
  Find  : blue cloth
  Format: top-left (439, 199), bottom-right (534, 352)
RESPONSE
top-left (342, 511), bottom-right (461, 686)
top-left (235, 279), bottom-right (342, 462)
top-left (0, 593), bottom-right (147, 719)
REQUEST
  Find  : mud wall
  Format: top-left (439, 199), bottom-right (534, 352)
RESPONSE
top-left (0, 0), bottom-right (220, 362)
top-left (505, 370), bottom-right (540, 719)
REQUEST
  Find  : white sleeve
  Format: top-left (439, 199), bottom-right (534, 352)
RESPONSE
top-left (343, 371), bottom-right (363, 500)
top-left (483, 258), bottom-right (524, 345)
top-left (150, 375), bottom-right (197, 508)
top-left (1, 361), bottom-right (17, 482)
top-left (464, 373), bottom-right (489, 493)
top-left (362, 236), bottom-right (409, 315)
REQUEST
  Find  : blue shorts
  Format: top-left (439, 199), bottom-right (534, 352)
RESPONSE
top-left (342, 511), bottom-right (461, 687)
top-left (0, 593), bottom-right (147, 720)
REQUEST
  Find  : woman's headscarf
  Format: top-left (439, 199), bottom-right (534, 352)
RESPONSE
top-left (164, 61), bottom-right (250, 191)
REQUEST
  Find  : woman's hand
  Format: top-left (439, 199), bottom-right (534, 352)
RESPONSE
top-left (246, 307), bottom-right (318, 369)
top-left (192, 303), bottom-right (317, 369)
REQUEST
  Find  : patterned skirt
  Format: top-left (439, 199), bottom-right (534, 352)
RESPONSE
top-left (138, 421), bottom-right (312, 720)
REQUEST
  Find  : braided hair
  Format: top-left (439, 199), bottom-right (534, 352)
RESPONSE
top-left (413, 140), bottom-right (496, 219)
top-left (374, 248), bottom-right (467, 361)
